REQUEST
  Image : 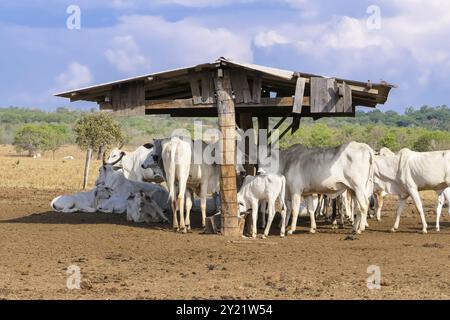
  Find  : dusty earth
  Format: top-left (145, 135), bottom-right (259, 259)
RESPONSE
top-left (0, 187), bottom-right (449, 300)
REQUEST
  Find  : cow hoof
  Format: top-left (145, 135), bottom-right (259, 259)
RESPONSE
top-left (280, 233), bottom-right (285, 238)
top-left (309, 229), bottom-right (316, 234)
top-left (251, 235), bottom-right (257, 239)
top-left (287, 230), bottom-right (294, 235)
top-left (331, 225), bottom-right (338, 230)
top-left (262, 234), bottom-right (267, 239)
top-left (436, 228), bottom-right (440, 232)
top-left (421, 229), bottom-right (428, 235)
top-left (390, 228), bottom-right (397, 233)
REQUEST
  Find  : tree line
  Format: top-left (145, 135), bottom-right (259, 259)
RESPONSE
top-left (1, 105), bottom-right (450, 156)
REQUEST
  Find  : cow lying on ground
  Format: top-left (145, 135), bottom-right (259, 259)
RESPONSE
top-left (237, 173), bottom-right (287, 238)
top-left (50, 186), bottom-right (111, 213)
top-left (127, 190), bottom-right (169, 223)
top-left (96, 165), bottom-right (170, 216)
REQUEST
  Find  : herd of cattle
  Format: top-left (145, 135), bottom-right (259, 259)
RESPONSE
top-left (51, 137), bottom-right (450, 237)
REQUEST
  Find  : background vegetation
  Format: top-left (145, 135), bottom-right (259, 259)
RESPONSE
top-left (1, 105), bottom-right (450, 154)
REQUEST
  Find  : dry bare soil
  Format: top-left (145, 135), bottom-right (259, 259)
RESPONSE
top-left (0, 145), bottom-right (449, 300)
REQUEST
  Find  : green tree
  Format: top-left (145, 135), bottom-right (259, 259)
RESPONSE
top-left (13, 124), bottom-right (47, 156)
top-left (380, 131), bottom-right (399, 151)
top-left (73, 112), bottom-right (124, 189)
top-left (41, 125), bottom-right (69, 159)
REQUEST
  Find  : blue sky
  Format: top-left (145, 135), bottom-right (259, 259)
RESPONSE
top-left (0, 0), bottom-right (449, 113)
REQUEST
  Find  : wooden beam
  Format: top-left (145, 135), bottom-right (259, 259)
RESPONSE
top-left (214, 69), bottom-right (240, 238)
top-left (144, 96), bottom-right (310, 111)
top-left (292, 77), bottom-right (306, 114)
top-left (189, 72), bottom-right (202, 105)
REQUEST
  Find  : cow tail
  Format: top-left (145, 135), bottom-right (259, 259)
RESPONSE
top-left (168, 142), bottom-right (177, 204)
top-left (366, 149), bottom-right (375, 197)
top-left (280, 175), bottom-right (287, 211)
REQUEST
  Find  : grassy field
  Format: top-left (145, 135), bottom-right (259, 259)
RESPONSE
top-left (0, 144), bottom-right (113, 191)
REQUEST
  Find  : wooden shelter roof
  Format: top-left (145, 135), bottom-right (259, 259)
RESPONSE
top-left (54, 57), bottom-right (396, 118)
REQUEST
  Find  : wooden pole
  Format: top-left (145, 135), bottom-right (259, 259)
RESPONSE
top-left (214, 69), bottom-right (240, 237)
top-left (82, 148), bottom-right (92, 190)
top-left (238, 113), bottom-right (255, 176)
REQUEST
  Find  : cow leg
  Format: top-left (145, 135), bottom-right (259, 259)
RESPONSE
top-left (251, 200), bottom-right (259, 238)
top-left (185, 190), bottom-right (193, 231)
top-left (331, 198), bottom-right (338, 229)
top-left (436, 191), bottom-right (446, 231)
top-left (391, 196), bottom-right (407, 233)
top-left (279, 199), bottom-right (291, 229)
top-left (306, 196), bottom-right (317, 233)
top-left (344, 191), bottom-right (354, 223)
top-left (171, 198), bottom-right (179, 231)
top-left (258, 200), bottom-right (266, 229)
top-left (375, 192), bottom-right (384, 222)
top-left (176, 184), bottom-right (187, 234)
top-left (200, 183), bottom-right (208, 228)
top-left (352, 191), bottom-right (369, 234)
top-left (408, 189), bottom-right (428, 234)
top-left (263, 198), bottom-right (276, 239)
top-left (288, 193), bottom-right (301, 235)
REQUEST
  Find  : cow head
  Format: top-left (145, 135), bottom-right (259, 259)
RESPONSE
top-left (106, 148), bottom-right (126, 167)
top-left (236, 194), bottom-right (248, 214)
top-left (126, 191), bottom-right (142, 222)
top-left (151, 139), bottom-right (164, 162)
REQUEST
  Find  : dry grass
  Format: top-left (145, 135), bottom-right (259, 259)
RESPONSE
top-left (0, 144), bottom-right (104, 191)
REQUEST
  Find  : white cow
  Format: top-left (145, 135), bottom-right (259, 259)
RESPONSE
top-left (50, 186), bottom-right (110, 213)
top-left (375, 148), bottom-right (450, 233)
top-left (436, 188), bottom-right (450, 231)
top-left (142, 137), bottom-right (192, 233)
top-left (106, 144), bottom-right (164, 183)
top-left (237, 173), bottom-right (287, 238)
top-left (260, 142), bottom-right (375, 235)
top-left (96, 165), bottom-right (170, 216)
top-left (126, 190), bottom-right (169, 223)
top-left (143, 137), bottom-right (223, 233)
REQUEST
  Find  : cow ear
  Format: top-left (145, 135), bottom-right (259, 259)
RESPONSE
top-left (143, 143), bottom-right (153, 149)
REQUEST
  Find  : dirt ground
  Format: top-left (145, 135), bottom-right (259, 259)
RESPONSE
top-left (0, 187), bottom-right (449, 300)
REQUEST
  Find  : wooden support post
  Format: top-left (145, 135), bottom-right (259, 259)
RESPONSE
top-left (214, 69), bottom-right (240, 237)
top-left (257, 116), bottom-right (269, 160)
top-left (82, 148), bottom-right (92, 190)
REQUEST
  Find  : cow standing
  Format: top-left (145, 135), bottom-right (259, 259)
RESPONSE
top-left (237, 173), bottom-right (287, 238)
top-left (375, 149), bottom-right (450, 234)
top-left (260, 142), bottom-right (375, 235)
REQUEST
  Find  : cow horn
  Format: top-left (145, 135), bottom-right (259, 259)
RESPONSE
top-left (102, 151), bottom-right (107, 166)
top-left (108, 151), bottom-right (126, 166)
top-left (118, 142), bottom-right (124, 149)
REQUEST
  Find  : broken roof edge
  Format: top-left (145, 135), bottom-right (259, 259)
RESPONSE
top-left (54, 57), bottom-right (397, 99)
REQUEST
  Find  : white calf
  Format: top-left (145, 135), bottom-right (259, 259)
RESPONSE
top-left (237, 174), bottom-right (287, 238)
top-left (126, 191), bottom-right (169, 223)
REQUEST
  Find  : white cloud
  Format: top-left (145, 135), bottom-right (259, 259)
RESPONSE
top-left (56, 62), bottom-right (93, 89)
top-left (105, 35), bottom-right (150, 75)
top-left (113, 15), bottom-right (253, 66)
top-left (254, 30), bottom-right (290, 47)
